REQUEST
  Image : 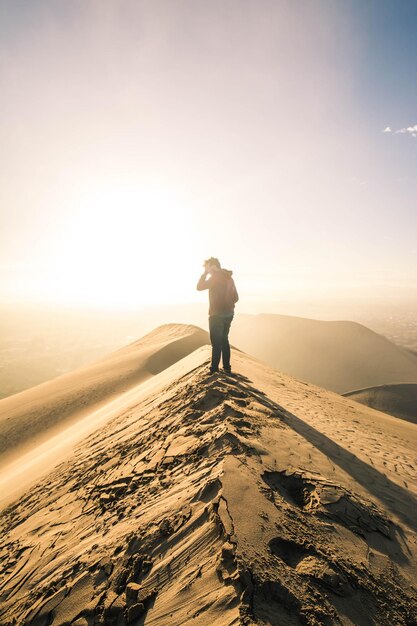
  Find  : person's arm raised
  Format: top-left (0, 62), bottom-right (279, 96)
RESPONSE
top-left (196, 272), bottom-right (211, 290)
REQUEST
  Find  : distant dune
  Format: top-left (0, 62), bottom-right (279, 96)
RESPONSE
top-left (1, 345), bottom-right (416, 624)
top-left (0, 324), bottom-right (208, 463)
top-left (232, 313), bottom-right (417, 393)
top-left (344, 383), bottom-right (417, 424)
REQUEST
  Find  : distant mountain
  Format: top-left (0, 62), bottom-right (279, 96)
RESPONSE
top-left (231, 313), bottom-right (417, 393)
top-left (344, 383), bottom-right (417, 424)
top-left (0, 324), bottom-right (208, 463)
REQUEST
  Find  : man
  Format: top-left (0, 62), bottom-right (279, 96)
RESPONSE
top-left (197, 257), bottom-right (239, 374)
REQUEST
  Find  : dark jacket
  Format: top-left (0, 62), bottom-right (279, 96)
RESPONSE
top-left (197, 269), bottom-right (239, 316)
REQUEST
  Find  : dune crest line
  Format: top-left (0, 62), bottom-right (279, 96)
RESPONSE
top-left (1, 346), bottom-right (416, 625)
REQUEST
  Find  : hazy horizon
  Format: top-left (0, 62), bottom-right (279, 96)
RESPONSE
top-left (1, 294), bottom-right (417, 401)
top-left (1, 1), bottom-right (416, 309)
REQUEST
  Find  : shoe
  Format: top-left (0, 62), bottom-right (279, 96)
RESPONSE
top-left (223, 367), bottom-right (232, 374)
top-left (209, 367), bottom-right (219, 374)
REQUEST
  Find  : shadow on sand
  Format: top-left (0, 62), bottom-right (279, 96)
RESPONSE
top-left (229, 372), bottom-right (417, 535)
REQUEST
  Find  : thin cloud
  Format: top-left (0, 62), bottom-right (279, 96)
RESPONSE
top-left (394, 124), bottom-right (417, 134)
top-left (383, 124), bottom-right (417, 138)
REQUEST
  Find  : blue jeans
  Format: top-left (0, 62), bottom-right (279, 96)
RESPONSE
top-left (209, 314), bottom-right (233, 371)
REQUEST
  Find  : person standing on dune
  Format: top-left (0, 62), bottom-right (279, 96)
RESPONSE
top-left (197, 257), bottom-right (239, 374)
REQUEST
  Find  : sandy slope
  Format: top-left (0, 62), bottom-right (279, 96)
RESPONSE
top-left (231, 313), bottom-right (417, 393)
top-left (1, 346), bottom-right (416, 625)
top-left (0, 347), bottom-right (211, 510)
top-left (344, 383), bottom-right (417, 425)
top-left (0, 324), bottom-right (208, 465)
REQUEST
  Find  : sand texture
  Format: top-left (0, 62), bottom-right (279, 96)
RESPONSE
top-left (231, 314), bottom-right (417, 393)
top-left (344, 383), bottom-right (417, 425)
top-left (0, 324), bottom-right (208, 465)
top-left (1, 342), bottom-right (416, 625)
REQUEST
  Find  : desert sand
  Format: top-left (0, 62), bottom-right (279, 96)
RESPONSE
top-left (1, 326), bottom-right (416, 625)
top-left (344, 383), bottom-right (417, 425)
top-left (0, 324), bottom-right (208, 466)
top-left (231, 314), bottom-right (417, 393)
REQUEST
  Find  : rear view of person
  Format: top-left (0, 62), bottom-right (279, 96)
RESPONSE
top-left (197, 257), bottom-right (239, 374)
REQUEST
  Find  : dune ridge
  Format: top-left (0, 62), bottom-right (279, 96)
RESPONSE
top-left (231, 313), bottom-right (417, 393)
top-left (1, 346), bottom-right (416, 625)
top-left (0, 324), bottom-right (208, 465)
top-left (344, 383), bottom-right (417, 424)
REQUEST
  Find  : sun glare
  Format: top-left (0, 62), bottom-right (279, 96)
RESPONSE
top-left (44, 181), bottom-right (199, 307)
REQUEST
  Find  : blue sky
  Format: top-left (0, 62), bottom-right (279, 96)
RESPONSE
top-left (0, 1), bottom-right (416, 306)
top-left (355, 1), bottom-right (417, 179)
top-left (357, 0), bottom-right (417, 116)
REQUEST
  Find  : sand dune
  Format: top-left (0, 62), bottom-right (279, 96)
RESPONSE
top-left (232, 313), bottom-right (417, 393)
top-left (344, 383), bottom-right (417, 425)
top-left (0, 324), bottom-right (208, 465)
top-left (1, 344), bottom-right (416, 625)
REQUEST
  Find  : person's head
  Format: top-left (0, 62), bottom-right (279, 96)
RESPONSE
top-left (204, 257), bottom-right (221, 273)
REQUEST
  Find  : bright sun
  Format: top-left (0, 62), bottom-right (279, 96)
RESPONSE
top-left (45, 180), bottom-right (199, 307)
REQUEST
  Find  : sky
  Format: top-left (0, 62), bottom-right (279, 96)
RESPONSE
top-left (1, 0), bottom-right (416, 309)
